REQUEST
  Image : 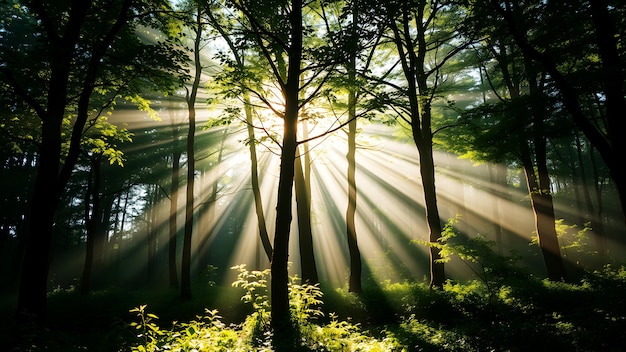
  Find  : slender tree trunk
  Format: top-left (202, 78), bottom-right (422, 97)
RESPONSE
top-left (207, 8), bottom-right (273, 263)
top-left (295, 146), bottom-right (318, 284)
top-left (195, 127), bottom-right (227, 273)
top-left (181, 114), bottom-right (196, 299)
top-left (390, 2), bottom-right (445, 289)
top-left (181, 8), bottom-right (203, 300)
top-left (95, 191), bottom-right (114, 288)
top-left (81, 158), bottom-right (99, 295)
top-left (346, 90), bottom-right (361, 293)
top-left (345, 3), bottom-right (362, 294)
top-left (147, 185), bottom-right (159, 285)
top-left (244, 99), bottom-right (273, 262)
top-left (169, 148), bottom-right (181, 289)
top-left (488, 163), bottom-right (505, 255)
top-left (534, 158), bottom-right (567, 281)
top-left (527, 57), bottom-right (567, 281)
top-left (589, 147), bottom-right (608, 256)
top-left (575, 134), bottom-right (607, 256)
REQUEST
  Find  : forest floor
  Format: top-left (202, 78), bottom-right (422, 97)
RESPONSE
top-left (1, 265), bottom-right (626, 351)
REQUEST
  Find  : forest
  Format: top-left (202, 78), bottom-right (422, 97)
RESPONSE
top-left (1, 0), bottom-right (625, 351)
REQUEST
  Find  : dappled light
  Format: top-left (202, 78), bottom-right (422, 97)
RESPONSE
top-left (1, 0), bottom-right (625, 351)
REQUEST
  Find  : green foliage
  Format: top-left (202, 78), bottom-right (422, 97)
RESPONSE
top-left (230, 264), bottom-right (272, 346)
top-left (129, 265), bottom-right (404, 351)
top-left (81, 115), bottom-right (133, 166)
top-left (5, 262), bottom-right (626, 351)
top-left (530, 219), bottom-right (595, 267)
top-left (415, 217), bottom-right (521, 291)
top-left (288, 275), bottom-right (324, 327)
top-left (130, 304), bottom-right (248, 351)
top-left (129, 304), bottom-right (164, 352)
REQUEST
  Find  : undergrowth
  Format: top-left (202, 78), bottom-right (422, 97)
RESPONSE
top-left (129, 265), bottom-right (401, 351)
top-left (127, 263), bottom-right (626, 352)
top-left (3, 220), bottom-right (625, 351)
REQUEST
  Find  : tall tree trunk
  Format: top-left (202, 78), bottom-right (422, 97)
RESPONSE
top-left (488, 163), bottom-right (505, 255)
top-left (390, 1), bottom-right (445, 288)
top-left (80, 157), bottom-right (112, 293)
top-left (16, 61), bottom-right (70, 325)
top-left (206, 7), bottom-right (273, 263)
top-left (244, 99), bottom-right (273, 263)
top-left (181, 8), bottom-right (203, 300)
top-left (147, 185), bottom-right (159, 285)
top-left (195, 127), bottom-right (227, 273)
top-left (95, 191), bottom-right (114, 288)
top-left (81, 157), bottom-right (101, 295)
top-left (519, 140), bottom-right (567, 281)
top-left (346, 88), bottom-right (361, 293)
top-left (589, 146), bottom-right (608, 256)
top-left (295, 146), bottom-right (318, 284)
top-left (345, 2), bottom-right (362, 294)
top-left (575, 134), bottom-right (607, 256)
top-left (271, 0), bottom-right (302, 348)
top-left (526, 57), bottom-right (567, 282)
top-left (169, 147), bottom-right (181, 289)
top-left (418, 132), bottom-right (445, 288)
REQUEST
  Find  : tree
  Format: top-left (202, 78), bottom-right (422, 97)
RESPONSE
top-left (0, 0), bottom-right (185, 324)
top-left (341, 0), bottom-right (381, 294)
top-left (228, 0), bottom-right (347, 347)
top-left (205, 2), bottom-right (273, 263)
top-left (377, 0), bottom-right (469, 288)
top-left (167, 104), bottom-right (185, 289)
top-left (295, 143), bottom-right (318, 284)
top-left (489, 0), bottom-right (626, 223)
top-left (448, 6), bottom-right (569, 280)
top-left (80, 117), bottom-right (132, 295)
top-left (179, 0), bottom-right (208, 300)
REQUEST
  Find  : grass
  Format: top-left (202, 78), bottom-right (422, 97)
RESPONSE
top-left (1, 264), bottom-right (626, 351)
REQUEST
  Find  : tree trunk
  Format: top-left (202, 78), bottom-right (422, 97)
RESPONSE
top-left (295, 146), bottom-right (318, 284)
top-left (271, 1), bottom-right (302, 348)
top-left (527, 55), bottom-right (568, 281)
top-left (390, 1), bottom-right (446, 289)
top-left (16, 65), bottom-right (69, 325)
top-left (169, 148), bottom-right (181, 289)
top-left (519, 140), bottom-right (567, 281)
top-left (207, 7), bottom-right (274, 264)
top-left (488, 163), bottom-right (505, 255)
top-left (345, 3), bottom-right (362, 294)
top-left (95, 191), bottom-right (114, 288)
top-left (181, 8), bottom-right (203, 300)
top-left (244, 99), bottom-right (273, 262)
top-left (81, 157), bottom-right (102, 295)
top-left (346, 92), bottom-right (362, 293)
top-left (589, 146), bottom-right (608, 256)
top-left (418, 134), bottom-right (445, 288)
top-left (147, 185), bottom-right (159, 285)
